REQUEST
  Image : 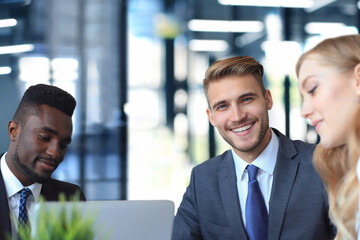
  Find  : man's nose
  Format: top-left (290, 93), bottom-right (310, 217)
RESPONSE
top-left (46, 140), bottom-right (60, 159)
top-left (231, 105), bottom-right (246, 122)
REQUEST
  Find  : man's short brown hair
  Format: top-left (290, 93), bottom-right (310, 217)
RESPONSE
top-left (203, 56), bottom-right (265, 102)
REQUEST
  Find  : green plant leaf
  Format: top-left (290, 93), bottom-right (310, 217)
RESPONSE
top-left (15, 192), bottom-right (104, 240)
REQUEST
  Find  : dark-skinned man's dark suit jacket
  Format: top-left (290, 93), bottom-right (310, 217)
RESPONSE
top-left (0, 162), bottom-right (86, 239)
top-left (172, 128), bottom-right (335, 240)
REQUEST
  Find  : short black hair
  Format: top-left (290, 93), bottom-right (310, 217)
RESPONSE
top-left (13, 84), bottom-right (76, 125)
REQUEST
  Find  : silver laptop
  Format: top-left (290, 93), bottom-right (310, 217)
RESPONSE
top-left (29, 200), bottom-right (175, 240)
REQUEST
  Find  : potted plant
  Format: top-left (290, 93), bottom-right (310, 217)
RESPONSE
top-left (10, 193), bottom-right (103, 240)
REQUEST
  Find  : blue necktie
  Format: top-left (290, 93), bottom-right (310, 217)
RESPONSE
top-left (18, 188), bottom-right (32, 238)
top-left (245, 165), bottom-right (268, 240)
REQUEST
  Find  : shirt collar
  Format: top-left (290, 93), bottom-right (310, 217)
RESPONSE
top-left (232, 128), bottom-right (279, 180)
top-left (1, 152), bottom-right (42, 201)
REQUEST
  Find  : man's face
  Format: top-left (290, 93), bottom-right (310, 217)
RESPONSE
top-left (10, 104), bottom-right (73, 185)
top-left (206, 75), bottom-right (273, 162)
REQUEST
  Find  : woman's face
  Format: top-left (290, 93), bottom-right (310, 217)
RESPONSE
top-left (298, 54), bottom-right (360, 148)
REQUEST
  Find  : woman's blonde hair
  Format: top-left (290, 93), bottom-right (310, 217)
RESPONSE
top-left (296, 34), bottom-right (360, 240)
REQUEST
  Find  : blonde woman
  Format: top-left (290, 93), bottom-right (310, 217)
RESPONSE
top-left (296, 34), bottom-right (360, 240)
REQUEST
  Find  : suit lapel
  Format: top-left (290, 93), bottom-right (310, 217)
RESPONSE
top-left (268, 130), bottom-right (299, 240)
top-left (218, 151), bottom-right (248, 240)
top-left (0, 165), bottom-right (12, 238)
top-left (40, 180), bottom-right (56, 201)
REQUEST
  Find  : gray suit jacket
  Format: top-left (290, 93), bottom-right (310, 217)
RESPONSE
top-left (172, 128), bottom-right (335, 240)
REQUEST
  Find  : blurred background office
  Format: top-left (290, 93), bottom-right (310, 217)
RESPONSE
top-left (0, 0), bottom-right (358, 207)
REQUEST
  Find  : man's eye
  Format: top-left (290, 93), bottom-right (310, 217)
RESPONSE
top-left (59, 143), bottom-right (68, 150)
top-left (242, 97), bottom-right (252, 102)
top-left (216, 105), bottom-right (227, 110)
top-left (38, 135), bottom-right (50, 141)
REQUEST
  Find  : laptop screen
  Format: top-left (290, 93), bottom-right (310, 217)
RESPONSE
top-left (29, 200), bottom-right (175, 240)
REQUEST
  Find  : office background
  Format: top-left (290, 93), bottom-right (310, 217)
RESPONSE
top-left (0, 0), bottom-right (358, 207)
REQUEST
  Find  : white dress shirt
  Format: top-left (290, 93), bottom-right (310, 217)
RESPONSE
top-left (1, 153), bottom-right (42, 239)
top-left (232, 129), bottom-right (279, 227)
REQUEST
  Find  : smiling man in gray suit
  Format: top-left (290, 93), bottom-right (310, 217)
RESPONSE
top-left (172, 56), bottom-right (335, 240)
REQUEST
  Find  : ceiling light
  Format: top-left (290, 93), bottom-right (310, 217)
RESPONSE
top-left (188, 19), bottom-right (264, 33)
top-left (189, 40), bottom-right (228, 52)
top-left (218, 0), bottom-right (337, 11)
top-left (305, 22), bottom-right (358, 35)
top-left (305, 22), bottom-right (345, 34)
top-left (305, 0), bottom-right (337, 12)
top-left (0, 18), bottom-right (17, 28)
top-left (0, 66), bottom-right (11, 75)
top-left (0, 44), bottom-right (34, 55)
top-left (218, 0), bottom-right (313, 8)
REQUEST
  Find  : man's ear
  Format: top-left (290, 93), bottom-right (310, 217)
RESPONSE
top-left (354, 63), bottom-right (360, 97)
top-left (265, 90), bottom-right (273, 110)
top-left (8, 120), bottom-right (19, 141)
top-left (206, 108), bottom-right (216, 127)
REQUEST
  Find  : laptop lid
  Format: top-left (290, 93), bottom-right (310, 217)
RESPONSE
top-left (30, 200), bottom-right (175, 240)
